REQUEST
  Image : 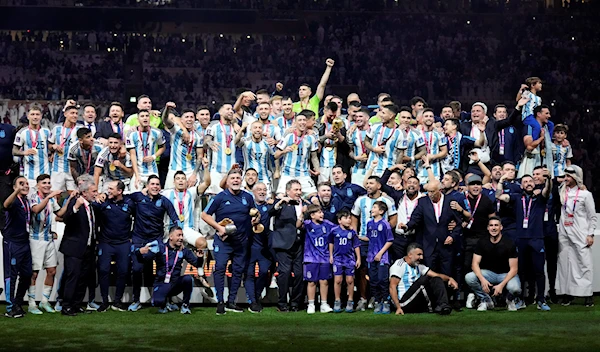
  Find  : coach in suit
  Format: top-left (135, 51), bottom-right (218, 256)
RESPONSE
top-left (399, 183), bottom-right (462, 276)
top-left (269, 179), bottom-right (306, 312)
top-left (59, 179), bottom-right (99, 316)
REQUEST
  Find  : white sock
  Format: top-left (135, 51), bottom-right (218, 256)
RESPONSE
top-left (308, 300), bottom-right (315, 306)
top-left (28, 286), bottom-right (36, 307)
top-left (41, 285), bottom-right (53, 304)
top-left (197, 266), bottom-right (204, 277)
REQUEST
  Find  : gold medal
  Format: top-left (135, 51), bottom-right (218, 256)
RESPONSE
top-left (326, 146), bottom-right (334, 151)
top-left (109, 164), bottom-right (116, 172)
top-left (225, 147), bottom-right (232, 155)
top-left (58, 151), bottom-right (64, 156)
top-left (179, 214), bottom-right (185, 222)
top-left (291, 144), bottom-right (298, 151)
top-left (186, 153), bottom-right (193, 160)
top-left (361, 153), bottom-right (367, 158)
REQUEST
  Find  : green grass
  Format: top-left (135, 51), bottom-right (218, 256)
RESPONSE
top-left (1, 302), bottom-right (599, 351)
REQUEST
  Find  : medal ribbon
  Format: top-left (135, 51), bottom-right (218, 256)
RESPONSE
top-left (563, 187), bottom-right (580, 214)
top-left (29, 127), bottom-right (40, 148)
top-left (219, 121), bottom-right (232, 148)
top-left (138, 127), bottom-right (149, 157)
top-left (165, 246), bottom-right (181, 277)
top-left (522, 196), bottom-right (533, 222)
top-left (174, 190), bottom-right (187, 217)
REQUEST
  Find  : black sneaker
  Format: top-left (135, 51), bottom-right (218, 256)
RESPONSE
top-left (248, 302), bottom-right (262, 313)
top-left (61, 308), bottom-right (77, 316)
top-left (277, 305), bottom-right (289, 313)
top-left (4, 307), bottom-right (24, 318)
top-left (111, 302), bottom-right (128, 312)
top-left (216, 302), bottom-right (226, 315)
top-left (584, 297), bottom-right (594, 307)
top-left (97, 303), bottom-right (110, 313)
top-left (452, 300), bottom-right (463, 312)
top-left (290, 305), bottom-right (300, 312)
top-left (561, 296), bottom-right (574, 306)
top-left (435, 304), bottom-right (452, 315)
top-left (225, 302), bottom-right (243, 313)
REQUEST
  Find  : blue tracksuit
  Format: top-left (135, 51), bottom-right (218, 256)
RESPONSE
top-left (244, 202), bottom-right (274, 304)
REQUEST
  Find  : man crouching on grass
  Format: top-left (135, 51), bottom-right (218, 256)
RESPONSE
top-left (136, 226), bottom-right (204, 314)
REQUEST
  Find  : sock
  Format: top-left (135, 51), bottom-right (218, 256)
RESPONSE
top-left (28, 286), bottom-right (36, 307)
top-left (321, 300), bottom-right (328, 306)
top-left (197, 266), bottom-right (204, 277)
top-left (42, 285), bottom-right (53, 304)
top-left (308, 300), bottom-right (315, 306)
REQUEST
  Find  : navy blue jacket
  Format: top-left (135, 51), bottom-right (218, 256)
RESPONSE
top-left (137, 243), bottom-right (202, 283)
top-left (3, 197), bottom-right (30, 243)
top-left (251, 202), bottom-right (273, 249)
top-left (93, 196), bottom-right (136, 245)
top-left (129, 192), bottom-right (180, 243)
top-left (332, 182), bottom-right (366, 211)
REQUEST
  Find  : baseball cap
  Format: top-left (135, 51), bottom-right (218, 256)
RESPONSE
top-left (466, 174), bottom-right (483, 185)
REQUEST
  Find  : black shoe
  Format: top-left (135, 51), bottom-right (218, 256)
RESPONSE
top-left (216, 302), bottom-right (226, 315)
top-left (452, 300), bottom-right (463, 312)
top-left (111, 302), bottom-right (128, 312)
top-left (277, 305), bottom-right (289, 313)
top-left (97, 303), bottom-right (110, 312)
top-left (248, 302), bottom-right (262, 313)
top-left (4, 307), bottom-right (24, 318)
top-left (290, 306), bottom-right (300, 312)
top-left (225, 302), bottom-right (243, 313)
top-left (585, 297), bottom-right (594, 307)
top-left (61, 308), bottom-right (77, 316)
top-left (76, 306), bottom-right (85, 314)
top-left (435, 304), bottom-right (452, 315)
top-left (561, 296), bottom-right (574, 306)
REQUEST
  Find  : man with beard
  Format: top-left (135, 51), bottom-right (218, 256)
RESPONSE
top-left (347, 108), bottom-right (372, 186)
top-left (482, 165), bottom-right (503, 201)
top-left (416, 109), bottom-right (447, 184)
top-left (126, 109), bottom-right (166, 191)
top-left (318, 103), bottom-right (347, 183)
top-left (518, 105), bottom-right (554, 179)
top-left (201, 169), bottom-right (259, 315)
top-left (351, 176), bottom-right (397, 311)
top-left (48, 105), bottom-right (80, 193)
top-left (194, 106), bottom-right (211, 154)
top-left (293, 59), bottom-right (335, 117)
top-left (93, 134), bottom-right (133, 193)
top-left (441, 119), bottom-right (485, 174)
top-left (398, 106), bottom-right (426, 168)
top-left (497, 173), bottom-right (552, 311)
top-left (393, 175), bottom-right (423, 261)
top-left (488, 162), bottom-right (522, 242)
top-left (235, 121), bottom-right (276, 194)
top-left (364, 104), bottom-right (407, 177)
top-left (96, 102), bottom-right (126, 143)
top-left (458, 103), bottom-right (493, 172)
top-left (205, 104), bottom-right (240, 195)
top-left (124, 95), bottom-right (162, 134)
top-left (274, 97), bottom-right (295, 132)
top-left (331, 165), bottom-right (366, 212)
top-left (68, 128), bottom-right (104, 181)
top-left (250, 102), bottom-right (282, 142)
top-left (79, 104), bottom-right (98, 137)
top-left (310, 182), bottom-right (344, 224)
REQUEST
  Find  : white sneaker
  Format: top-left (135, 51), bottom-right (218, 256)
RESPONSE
top-left (466, 293), bottom-right (476, 309)
top-left (506, 299), bottom-right (517, 311)
top-left (367, 297), bottom-right (375, 309)
top-left (320, 303), bottom-right (333, 313)
top-left (486, 299), bottom-right (495, 310)
top-left (356, 298), bottom-right (368, 311)
top-left (477, 302), bottom-right (488, 311)
top-left (307, 304), bottom-right (316, 314)
top-left (269, 276), bottom-right (278, 289)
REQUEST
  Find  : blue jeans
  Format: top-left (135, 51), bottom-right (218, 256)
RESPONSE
top-left (465, 270), bottom-right (521, 301)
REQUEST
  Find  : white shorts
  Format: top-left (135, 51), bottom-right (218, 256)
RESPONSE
top-left (182, 227), bottom-right (205, 247)
top-left (27, 178), bottom-right (38, 196)
top-left (276, 175), bottom-right (317, 197)
top-left (51, 171), bottom-right (76, 192)
top-left (351, 169), bottom-right (367, 188)
top-left (30, 239), bottom-right (58, 271)
top-left (129, 174), bottom-right (151, 192)
top-left (165, 169), bottom-right (197, 190)
top-left (318, 167), bottom-right (333, 183)
top-left (206, 170), bottom-right (227, 195)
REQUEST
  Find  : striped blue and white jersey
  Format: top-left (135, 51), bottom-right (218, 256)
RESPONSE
top-left (389, 258), bottom-right (430, 298)
top-left (403, 127), bottom-right (426, 159)
top-left (125, 127), bottom-right (165, 177)
top-left (29, 192), bottom-right (60, 241)
top-left (552, 143), bottom-right (573, 177)
top-left (274, 115), bottom-right (295, 132)
top-left (49, 124), bottom-right (80, 173)
top-left (194, 122), bottom-right (207, 148)
top-left (521, 90), bottom-right (541, 119)
top-left (242, 138), bottom-right (274, 182)
top-left (95, 146), bottom-right (133, 181)
top-left (320, 121), bottom-right (339, 168)
top-left (442, 132), bottom-right (475, 174)
top-left (14, 127), bottom-right (51, 180)
top-left (277, 132), bottom-right (318, 178)
top-left (168, 124), bottom-right (200, 173)
top-left (349, 128), bottom-right (369, 174)
top-left (162, 187), bottom-right (198, 229)
top-left (67, 141), bottom-right (104, 176)
top-left (206, 121), bottom-right (237, 174)
top-left (417, 129), bottom-right (447, 183)
top-left (350, 194), bottom-right (397, 238)
top-left (365, 124), bottom-right (407, 175)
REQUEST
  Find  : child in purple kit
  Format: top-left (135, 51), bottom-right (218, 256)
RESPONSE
top-left (303, 204), bottom-right (336, 314)
top-left (329, 210), bottom-right (361, 313)
top-left (366, 201), bottom-right (394, 314)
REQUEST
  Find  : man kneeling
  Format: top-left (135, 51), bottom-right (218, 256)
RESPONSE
top-left (137, 226), bottom-right (203, 314)
top-left (389, 243), bottom-right (458, 315)
top-left (464, 216), bottom-right (521, 311)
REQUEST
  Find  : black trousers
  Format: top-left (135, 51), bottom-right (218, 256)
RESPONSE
top-left (62, 247), bottom-right (95, 311)
top-left (544, 235), bottom-right (559, 296)
top-left (390, 233), bottom-right (415, 263)
top-left (0, 173), bottom-right (15, 231)
top-left (274, 241), bottom-right (304, 309)
top-left (400, 276), bottom-right (449, 313)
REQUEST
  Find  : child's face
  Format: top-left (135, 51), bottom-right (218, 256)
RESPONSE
top-left (311, 210), bottom-right (324, 223)
top-left (534, 82), bottom-right (543, 91)
top-left (554, 131), bottom-right (566, 142)
top-left (370, 204), bottom-right (384, 218)
top-left (339, 215), bottom-right (352, 227)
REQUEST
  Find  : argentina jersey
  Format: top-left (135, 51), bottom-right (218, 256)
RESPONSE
top-left (14, 127), bottom-right (51, 180)
top-left (350, 128), bottom-right (369, 173)
top-left (552, 144), bottom-right (573, 177)
top-left (277, 132), bottom-right (318, 178)
top-left (95, 146), bottom-right (133, 181)
top-left (194, 122), bottom-right (207, 148)
top-left (68, 141), bottom-right (104, 176)
top-left (366, 124), bottom-right (407, 176)
top-left (442, 132), bottom-right (475, 173)
top-left (243, 138), bottom-right (273, 182)
top-left (29, 193), bottom-right (60, 241)
top-left (403, 127), bottom-right (425, 159)
top-left (49, 124), bottom-right (80, 173)
top-left (417, 130), bottom-right (447, 182)
top-left (274, 115), bottom-right (295, 132)
top-left (320, 121), bottom-right (337, 168)
top-left (162, 187), bottom-right (198, 228)
top-left (350, 194), bottom-right (397, 237)
top-left (521, 90), bottom-right (541, 119)
top-left (168, 124), bottom-right (200, 173)
top-left (206, 121), bottom-right (236, 174)
top-left (125, 127), bottom-right (164, 177)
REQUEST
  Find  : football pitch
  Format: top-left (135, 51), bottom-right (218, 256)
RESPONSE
top-left (1, 302), bottom-right (599, 352)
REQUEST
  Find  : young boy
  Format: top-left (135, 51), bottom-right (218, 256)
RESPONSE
top-left (366, 201), bottom-right (394, 314)
top-left (303, 204), bottom-right (335, 314)
top-left (329, 210), bottom-right (361, 313)
top-left (518, 77), bottom-right (549, 141)
top-left (551, 124), bottom-right (572, 178)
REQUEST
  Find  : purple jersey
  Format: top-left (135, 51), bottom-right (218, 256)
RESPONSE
top-left (304, 220), bottom-right (335, 264)
top-left (329, 226), bottom-right (360, 266)
top-left (366, 219), bottom-right (394, 264)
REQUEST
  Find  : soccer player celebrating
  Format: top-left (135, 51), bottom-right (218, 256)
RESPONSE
top-left (124, 95), bottom-right (162, 135)
top-left (13, 106), bottom-right (52, 191)
top-left (3, 176), bottom-right (33, 318)
top-left (274, 97), bottom-right (295, 131)
top-left (137, 226), bottom-right (204, 314)
top-left (126, 109), bottom-right (166, 191)
top-left (441, 119), bottom-right (485, 174)
top-left (347, 108), bottom-right (372, 186)
top-left (329, 210), bottom-right (361, 313)
top-left (398, 106), bottom-right (426, 167)
top-left (293, 58), bottom-right (335, 117)
top-left (364, 104), bottom-right (407, 177)
top-left (27, 174), bottom-right (62, 314)
top-left (68, 127), bottom-right (104, 181)
top-left (162, 103), bottom-right (202, 189)
top-left (236, 121), bottom-right (276, 194)
top-left (274, 111), bottom-right (320, 197)
top-left (94, 134), bottom-right (133, 193)
top-left (318, 102), bottom-right (347, 183)
top-left (204, 103), bottom-right (239, 195)
top-left (48, 105), bottom-right (80, 193)
top-left (416, 109), bottom-right (447, 184)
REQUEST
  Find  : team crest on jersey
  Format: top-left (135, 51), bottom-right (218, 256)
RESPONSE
top-left (214, 245), bottom-right (219, 253)
top-left (0, 129), bottom-right (5, 138)
top-left (262, 206), bottom-right (267, 212)
top-left (330, 205), bottom-right (335, 213)
top-left (378, 224), bottom-right (383, 231)
top-left (156, 199), bottom-right (162, 207)
top-left (106, 205), bottom-right (111, 210)
top-left (242, 197), bottom-right (248, 205)
top-left (178, 251), bottom-right (183, 258)
top-left (509, 127), bottom-right (514, 134)
top-left (347, 233), bottom-right (352, 239)
top-left (123, 204), bottom-right (129, 212)
top-left (346, 188), bottom-right (353, 197)
top-left (15, 135), bottom-right (20, 143)
top-left (322, 227), bottom-right (327, 233)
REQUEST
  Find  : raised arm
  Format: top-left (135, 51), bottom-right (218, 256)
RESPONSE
top-left (315, 59), bottom-right (335, 101)
top-left (161, 102), bottom-right (177, 130)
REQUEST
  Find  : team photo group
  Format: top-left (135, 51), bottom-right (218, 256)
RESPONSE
top-left (1, 58), bottom-right (596, 319)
